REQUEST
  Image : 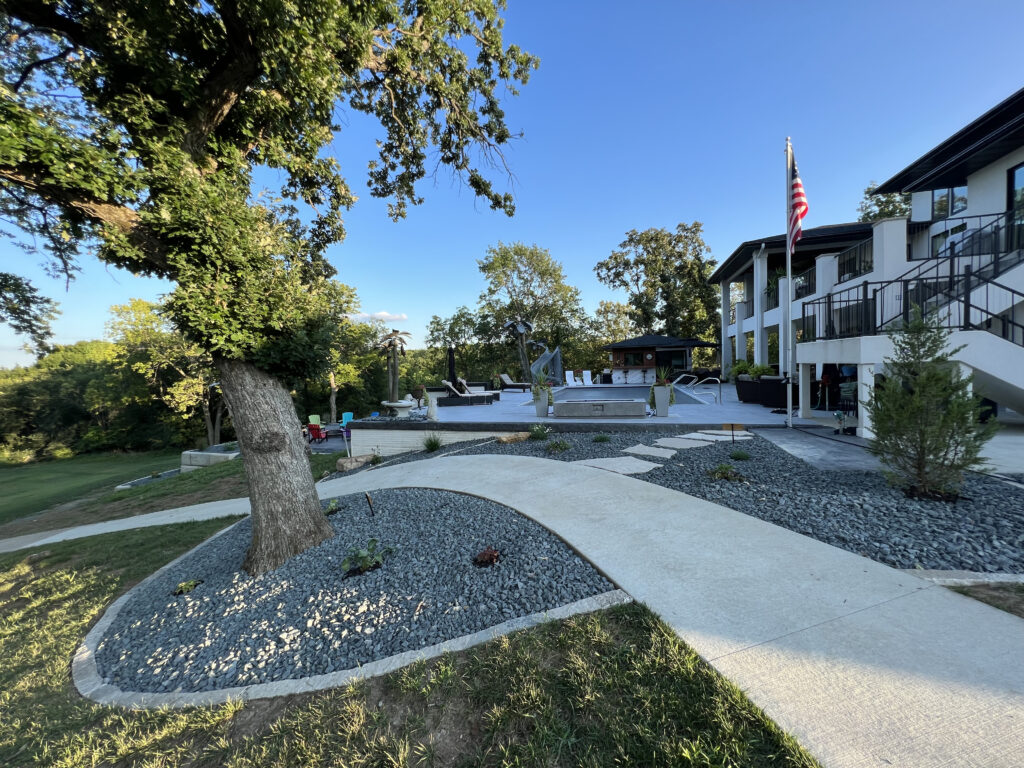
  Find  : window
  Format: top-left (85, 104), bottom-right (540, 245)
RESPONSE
top-left (623, 352), bottom-right (642, 366)
top-left (932, 185), bottom-right (968, 219)
top-left (951, 185), bottom-right (968, 215)
top-left (931, 222), bottom-right (966, 257)
top-left (1009, 163), bottom-right (1024, 215)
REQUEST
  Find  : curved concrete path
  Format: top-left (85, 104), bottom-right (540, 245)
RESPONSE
top-left (9, 455), bottom-right (1024, 767)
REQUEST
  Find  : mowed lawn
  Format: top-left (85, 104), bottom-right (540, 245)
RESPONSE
top-left (0, 449), bottom-right (182, 526)
top-left (0, 450), bottom-right (345, 536)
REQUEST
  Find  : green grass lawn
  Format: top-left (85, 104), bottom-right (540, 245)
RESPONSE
top-left (0, 449), bottom-right (182, 526)
top-left (0, 522), bottom-right (820, 767)
top-left (0, 450), bottom-right (346, 536)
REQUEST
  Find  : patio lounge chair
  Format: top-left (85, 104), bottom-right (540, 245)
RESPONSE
top-left (581, 370), bottom-right (594, 385)
top-left (307, 423), bottom-right (327, 443)
top-left (441, 380), bottom-right (493, 405)
top-left (499, 373), bottom-right (531, 391)
top-left (565, 370), bottom-right (579, 386)
top-left (457, 378), bottom-right (501, 400)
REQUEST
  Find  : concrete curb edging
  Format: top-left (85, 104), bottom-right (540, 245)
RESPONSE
top-left (905, 569), bottom-right (1024, 586)
top-left (74, 566), bottom-right (632, 709)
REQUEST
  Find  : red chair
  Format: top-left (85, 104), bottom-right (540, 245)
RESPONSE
top-left (307, 423), bottom-right (327, 443)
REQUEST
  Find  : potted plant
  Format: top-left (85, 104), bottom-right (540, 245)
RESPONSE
top-left (651, 367), bottom-right (672, 417)
top-left (532, 381), bottom-right (551, 417)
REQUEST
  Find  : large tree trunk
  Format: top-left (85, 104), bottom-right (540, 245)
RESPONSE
top-left (216, 357), bottom-right (333, 576)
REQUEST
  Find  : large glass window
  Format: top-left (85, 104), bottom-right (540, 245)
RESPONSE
top-left (951, 185), bottom-right (968, 215)
top-left (623, 352), bottom-right (642, 366)
top-left (932, 188), bottom-right (949, 219)
top-left (1009, 164), bottom-right (1024, 251)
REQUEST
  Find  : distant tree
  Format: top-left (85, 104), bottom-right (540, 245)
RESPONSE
top-left (325, 318), bottom-right (383, 425)
top-left (857, 182), bottom-right (911, 222)
top-left (0, 273), bottom-right (58, 356)
top-left (594, 300), bottom-right (636, 344)
top-left (477, 242), bottom-right (588, 378)
top-left (595, 223), bottom-right (719, 341)
top-left (0, 2), bottom-right (537, 574)
top-left (107, 299), bottom-right (227, 447)
top-left (865, 308), bottom-right (997, 498)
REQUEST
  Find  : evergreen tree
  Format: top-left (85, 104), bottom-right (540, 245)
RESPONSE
top-left (865, 308), bottom-right (997, 498)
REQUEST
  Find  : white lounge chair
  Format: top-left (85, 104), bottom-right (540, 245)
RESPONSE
top-left (581, 370), bottom-right (594, 385)
top-left (565, 370), bottom-right (578, 387)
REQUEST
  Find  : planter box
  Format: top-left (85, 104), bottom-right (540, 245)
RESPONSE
top-left (180, 443), bottom-right (240, 473)
top-left (734, 375), bottom-right (761, 404)
top-left (758, 376), bottom-right (799, 409)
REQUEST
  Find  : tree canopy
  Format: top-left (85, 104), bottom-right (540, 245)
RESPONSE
top-left (0, 0), bottom-right (538, 574)
top-left (594, 223), bottom-right (719, 341)
top-left (857, 182), bottom-right (911, 222)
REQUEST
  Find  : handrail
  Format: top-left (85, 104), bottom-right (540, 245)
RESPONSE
top-left (692, 376), bottom-right (721, 404)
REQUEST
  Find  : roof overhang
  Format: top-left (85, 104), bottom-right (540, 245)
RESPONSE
top-left (874, 86), bottom-right (1024, 194)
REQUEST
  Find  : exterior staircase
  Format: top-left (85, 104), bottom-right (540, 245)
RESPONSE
top-left (802, 213), bottom-right (1024, 412)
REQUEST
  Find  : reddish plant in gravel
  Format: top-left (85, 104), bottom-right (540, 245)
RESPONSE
top-left (473, 547), bottom-right (501, 567)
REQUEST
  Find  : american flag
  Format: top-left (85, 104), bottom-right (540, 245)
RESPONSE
top-left (788, 151), bottom-right (809, 254)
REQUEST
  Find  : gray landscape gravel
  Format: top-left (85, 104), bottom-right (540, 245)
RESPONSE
top-left (333, 430), bottom-right (1024, 573)
top-left (95, 489), bottom-right (613, 693)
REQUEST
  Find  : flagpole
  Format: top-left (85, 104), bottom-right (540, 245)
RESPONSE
top-left (785, 139), bottom-right (793, 429)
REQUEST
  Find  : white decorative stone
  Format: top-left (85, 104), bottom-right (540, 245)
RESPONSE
top-left (571, 457), bottom-right (662, 474)
top-left (654, 437), bottom-right (713, 450)
top-left (622, 444), bottom-right (677, 459)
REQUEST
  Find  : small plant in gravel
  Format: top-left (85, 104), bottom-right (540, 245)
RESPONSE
top-left (729, 449), bottom-right (750, 461)
top-left (342, 539), bottom-right (394, 576)
top-left (546, 439), bottom-right (571, 453)
top-left (707, 463), bottom-right (744, 482)
top-left (528, 424), bottom-right (551, 440)
top-left (370, 449), bottom-right (383, 465)
top-left (472, 546), bottom-right (501, 567)
top-left (323, 498), bottom-right (340, 516)
top-left (592, 434), bottom-right (611, 443)
top-left (423, 433), bottom-right (443, 452)
top-left (173, 579), bottom-right (203, 595)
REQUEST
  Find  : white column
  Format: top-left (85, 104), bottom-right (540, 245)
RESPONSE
top-left (720, 282), bottom-right (733, 374)
top-left (778, 277), bottom-right (790, 374)
top-left (857, 363), bottom-right (874, 439)
top-left (799, 363), bottom-right (812, 418)
top-left (752, 252), bottom-right (767, 365)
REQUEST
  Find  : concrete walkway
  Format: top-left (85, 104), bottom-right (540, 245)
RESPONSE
top-left (7, 455), bottom-right (1024, 766)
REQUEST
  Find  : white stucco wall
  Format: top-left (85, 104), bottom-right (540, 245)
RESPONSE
top-left (962, 145), bottom-right (1024, 216)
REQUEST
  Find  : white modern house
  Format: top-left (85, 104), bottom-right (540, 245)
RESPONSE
top-left (713, 87), bottom-right (1024, 437)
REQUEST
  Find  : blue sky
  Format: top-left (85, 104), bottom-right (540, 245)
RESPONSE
top-left (3, 0), bottom-right (1023, 367)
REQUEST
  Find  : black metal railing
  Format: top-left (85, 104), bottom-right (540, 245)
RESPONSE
top-left (874, 212), bottom-right (1024, 331)
top-left (915, 212), bottom-right (1009, 259)
top-left (836, 237), bottom-right (873, 283)
top-left (741, 298), bottom-right (753, 319)
top-left (793, 265), bottom-right (816, 299)
top-left (801, 273), bottom-right (1024, 349)
top-left (764, 287), bottom-right (779, 310)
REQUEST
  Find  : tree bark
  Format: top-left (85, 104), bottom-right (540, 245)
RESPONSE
top-left (216, 357), bottom-right (333, 575)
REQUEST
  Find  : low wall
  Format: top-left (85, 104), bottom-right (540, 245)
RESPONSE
top-left (180, 446), bottom-right (241, 473)
top-left (350, 427), bottom-right (513, 456)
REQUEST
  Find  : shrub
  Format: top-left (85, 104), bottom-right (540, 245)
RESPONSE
top-left (546, 439), bottom-right (570, 453)
top-left (173, 579), bottom-right (202, 595)
top-left (729, 449), bottom-right (750, 461)
top-left (369, 451), bottom-right (383, 465)
top-left (342, 538), bottom-right (393, 575)
top-left (728, 360), bottom-right (750, 380)
top-left (865, 307), bottom-right (997, 499)
top-left (707, 463), bottom-right (743, 482)
top-left (423, 433), bottom-right (443, 452)
top-left (323, 498), bottom-right (340, 515)
top-left (528, 424), bottom-right (551, 441)
top-left (747, 364), bottom-right (773, 379)
top-left (592, 434), bottom-right (611, 443)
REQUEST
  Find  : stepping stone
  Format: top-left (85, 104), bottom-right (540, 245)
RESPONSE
top-left (573, 456), bottom-right (662, 475)
top-left (699, 429), bottom-right (754, 437)
top-left (654, 437), bottom-right (713, 450)
top-left (679, 432), bottom-right (751, 442)
top-left (623, 444), bottom-right (677, 459)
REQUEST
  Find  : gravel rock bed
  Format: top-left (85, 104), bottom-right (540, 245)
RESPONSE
top-left (331, 431), bottom-right (1024, 573)
top-left (95, 489), bottom-right (613, 694)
